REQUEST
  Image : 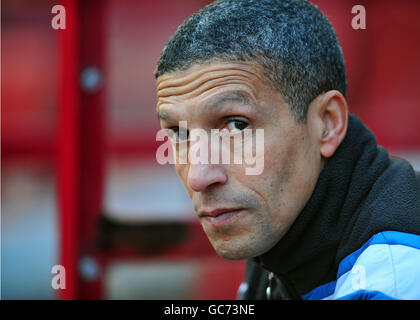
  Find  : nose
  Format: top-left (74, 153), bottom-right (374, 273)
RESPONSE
top-left (187, 163), bottom-right (228, 192)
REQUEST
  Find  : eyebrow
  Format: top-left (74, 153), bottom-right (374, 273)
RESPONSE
top-left (202, 91), bottom-right (254, 111)
top-left (156, 91), bottom-right (254, 122)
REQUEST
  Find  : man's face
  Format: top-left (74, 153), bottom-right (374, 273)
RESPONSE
top-left (156, 61), bottom-right (322, 260)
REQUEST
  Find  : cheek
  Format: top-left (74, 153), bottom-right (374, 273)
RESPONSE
top-left (175, 164), bottom-right (191, 193)
top-left (253, 130), bottom-right (312, 218)
top-left (273, 136), bottom-right (319, 215)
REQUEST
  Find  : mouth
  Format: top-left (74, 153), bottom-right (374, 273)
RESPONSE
top-left (198, 208), bottom-right (244, 227)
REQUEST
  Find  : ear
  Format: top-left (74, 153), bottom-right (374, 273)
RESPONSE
top-left (311, 90), bottom-right (348, 158)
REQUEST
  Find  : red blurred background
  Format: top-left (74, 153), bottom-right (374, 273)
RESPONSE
top-left (2, 0), bottom-right (419, 299)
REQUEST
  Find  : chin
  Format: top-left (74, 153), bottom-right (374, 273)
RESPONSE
top-left (212, 241), bottom-right (259, 260)
top-left (216, 251), bottom-right (247, 260)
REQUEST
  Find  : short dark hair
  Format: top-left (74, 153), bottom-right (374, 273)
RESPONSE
top-left (155, 0), bottom-right (347, 122)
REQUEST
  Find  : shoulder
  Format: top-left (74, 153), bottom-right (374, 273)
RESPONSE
top-left (304, 231), bottom-right (420, 300)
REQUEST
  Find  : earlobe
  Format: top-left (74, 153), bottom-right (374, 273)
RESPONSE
top-left (318, 90), bottom-right (348, 158)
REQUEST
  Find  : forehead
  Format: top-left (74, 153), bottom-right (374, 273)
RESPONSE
top-left (156, 61), bottom-right (267, 110)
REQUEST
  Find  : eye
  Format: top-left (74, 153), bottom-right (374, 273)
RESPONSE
top-left (225, 119), bottom-right (249, 132)
top-left (167, 126), bottom-right (189, 143)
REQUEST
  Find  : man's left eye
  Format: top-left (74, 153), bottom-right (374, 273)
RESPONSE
top-left (225, 120), bottom-right (249, 132)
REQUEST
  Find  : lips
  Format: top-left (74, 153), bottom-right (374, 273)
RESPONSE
top-left (199, 207), bottom-right (242, 217)
top-left (198, 208), bottom-right (244, 226)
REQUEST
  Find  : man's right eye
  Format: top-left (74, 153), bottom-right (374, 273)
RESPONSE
top-left (168, 126), bottom-right (189, 143)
